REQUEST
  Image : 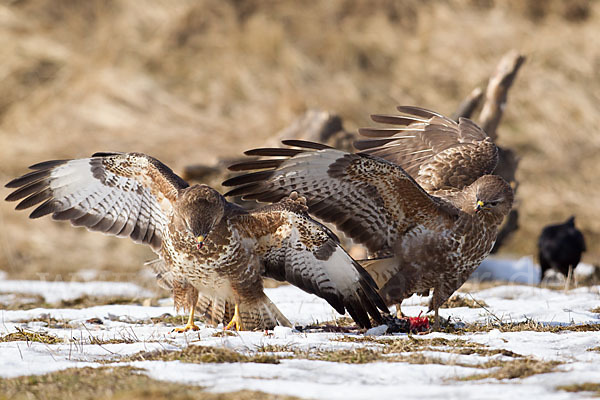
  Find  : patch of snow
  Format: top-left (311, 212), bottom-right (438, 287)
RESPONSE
top-left (472, 256), bottom-right (540, 284)
top-left (0, 258), bottom-right (599, 399)
top-left (575, 263), bottom-right (597, 278)
top-left (273, 326), bottom-right (294, 339)
top-left (0, 280), bottom-right (152, 303)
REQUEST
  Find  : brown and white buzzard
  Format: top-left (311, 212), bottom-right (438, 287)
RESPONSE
top-left (223, 106), bottom-right (514, 327)
top-left (5, 152), bottom-right (387, 331)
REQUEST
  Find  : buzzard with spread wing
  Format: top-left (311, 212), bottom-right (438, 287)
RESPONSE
top-left (5, 152), bottom-right (387, 331)
top-left (223, 106), bottom-right (513, 327)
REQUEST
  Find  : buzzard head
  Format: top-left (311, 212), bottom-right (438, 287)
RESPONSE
top-left (177, 185), bottom-right (226, 249)
top-left (472, 175), bottom-right (514, 222)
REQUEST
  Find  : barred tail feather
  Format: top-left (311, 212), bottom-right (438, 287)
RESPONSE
top-left (195, 293), bottom-right (291, 330)
top-left (194, 294), bottom-right (234, 327)
top-left (239, 294), bottom-right (292, 330)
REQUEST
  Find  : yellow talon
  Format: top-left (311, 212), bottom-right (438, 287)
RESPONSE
top-left (172, 307), bottom-right (200, 333)
top-left (224, 304), bottom-right (242, 331)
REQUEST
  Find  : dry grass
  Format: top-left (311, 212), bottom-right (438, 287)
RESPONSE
top-left (0, 293), bottom-right (156, 310)
top-left (123, 345), bottom-right (280, 364)
top-left (441, 295), bottom-right (489, 309)
top-left (13, 315), bottom-right (75, 329)
top-left (0, 366), bottom-right (300, 400)
top-left (1, 0), bottom-right (599, 281)
top-left (0, 328), bottom-right (61, 344)
top-left (253, 336), bottom-right (556, 378)
top-left (457, 358), bottom-right (560, 381)
top-left (334, 336), bottom-right (522, 358)
top-left (557, 382), bottom-right (600, 396)
top-left (450, 321), bottom-right (600, 334)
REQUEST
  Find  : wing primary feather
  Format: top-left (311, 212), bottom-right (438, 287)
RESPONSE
top-left (5, 170), bottom-right (52, 189)
top-left (223, 183), bottom-right (261, 197)
top-left (354, 138), bottom-right (403, 150)
top-left (396, 105), bottom-right (445, 119)
top-left (27, 160), bottom-right (69, 171)
top-left (91, 152), bottom-right (123, 157)
top-left (228, 159), bottom-right (285, 171)
top-left (370, 114), bottom-right (427, 125)
top-left (29, 198), bottom-right (58, 219)
top-left (221, 171), bottom-right (274, 187)
top-left (357, 128), bottom-right (406, 137)
top-left (5, 180), bottom-right (49, 202)
top-left (244, 148), bottom-right (304, 157)
top-left (14, 188), bottom-right (53, 210)
top-left (280, 140), bottom-right (333, 150)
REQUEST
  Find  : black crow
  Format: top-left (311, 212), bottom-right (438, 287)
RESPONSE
top-left (538, 216), bottom-right (586, 289)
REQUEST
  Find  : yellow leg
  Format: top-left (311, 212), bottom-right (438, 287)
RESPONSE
top-left (433, 308), bottom-right (440, 331)
top-left (564, 265), bottom-right (574, 292)
top-left (395, 303), bottom-right (404, 318)
top-left (225, 304), bottom-right (242, 331)
top-left (173, 307), bottom-right (200, 333)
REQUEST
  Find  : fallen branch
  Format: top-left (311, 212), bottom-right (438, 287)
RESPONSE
top-left (478, 50), bottom-right (526, 141)
top-left (452, 87), bottom-right (483, 121)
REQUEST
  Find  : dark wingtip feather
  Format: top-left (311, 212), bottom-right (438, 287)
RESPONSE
top-left (244, 147), bottom-right (304, 157)
top-left (221, 170), bottom-right (274, 187)
top-left (91, 152), bottom-right (123, 158)
top-left (370, 114), bottom-right (418, 125)
top-left (345, 300), bottom-right (371, 329)
top-left (5, 180), bottom-right (49, 202)
top-left (353, 259), bottom-right (389, 314)
top-left (5, 170), bottom-right (51, 189)
top-left (14, 189), bottom-right (53, 210)
top-left (280, 140), bottom-right (333, 150)
top-left (29, 199), bottom-right (57, 219)
top-left (396, 105), bottom-right (443, 119)
top-left (28, 159), bottom-right (69, 170)
top-left (227, 159), bottom-right (284, 172)
top-left (223, 184), bottom-right (260, 197)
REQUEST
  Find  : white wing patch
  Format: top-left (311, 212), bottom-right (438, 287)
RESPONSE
top-left (5, 153), bottom-right (184, 251)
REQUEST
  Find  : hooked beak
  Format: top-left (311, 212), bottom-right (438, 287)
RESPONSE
top-left (475, 200), bottom-right (485, 212)
top-left (196, 235), bottom-right (205, 250)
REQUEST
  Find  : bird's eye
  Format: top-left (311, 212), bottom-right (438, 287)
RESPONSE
top-left (489, 200), bottom-right (500, 207)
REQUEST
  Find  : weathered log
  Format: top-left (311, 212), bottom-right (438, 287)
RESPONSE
top-left (269, 109), bottom-right (354, 153)
top-left (478, 50), bottom-right (526, 141)
top-left (452, 87), bottom-right (483, 121)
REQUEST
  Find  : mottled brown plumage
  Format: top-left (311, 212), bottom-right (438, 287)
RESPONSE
top-left (5, 152), bottom-right (387, 330)
top-left (223, 106), bottom-right (514, 326)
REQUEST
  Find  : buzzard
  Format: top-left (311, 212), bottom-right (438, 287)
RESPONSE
top-left (538, 216), bottom-right (586, 290)
top-left (5, 152), bottom-right (387, 331)
top-left (223, 106), bottom-right (514, 328)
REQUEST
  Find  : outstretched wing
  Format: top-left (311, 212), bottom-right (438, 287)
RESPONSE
top-left (223, 140), bottom-right (456, 254)
top-left (355, 106), bottom-right (498, 191)
top-left (5, 152), bottom-right (189, 251)
top-left (240, 200), bottom-right (389, 328)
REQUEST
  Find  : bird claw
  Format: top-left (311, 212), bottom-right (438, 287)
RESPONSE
top-left (172, 323), bottom-right (200, 333)
top-left (224, 304), bottom-right (242, 331)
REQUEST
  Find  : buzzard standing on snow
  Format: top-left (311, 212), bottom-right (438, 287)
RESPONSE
top-left (223, 106), bottom-right (514, 328)
top-left (5, 153), bottom-right (387, 331)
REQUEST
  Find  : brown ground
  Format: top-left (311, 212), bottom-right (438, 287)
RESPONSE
top-left (1, 0), bottom-right (598, 281)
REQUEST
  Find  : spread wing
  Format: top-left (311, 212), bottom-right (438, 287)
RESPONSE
top-left (223, 141), bottom-right (457, 255)
top-left (5, 152), bottom-right (189, 251)
top-left (240, 200), bottom-right (389, 328)
top-left (355, 106), bottom-right (498, 191)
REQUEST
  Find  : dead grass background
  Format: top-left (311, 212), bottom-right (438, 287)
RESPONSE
top-left (0, 0), bottom-right (598, 280)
